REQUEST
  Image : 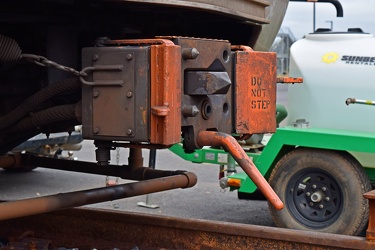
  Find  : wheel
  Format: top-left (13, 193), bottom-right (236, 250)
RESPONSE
top-left (268, 148), bottom-right (372, 235)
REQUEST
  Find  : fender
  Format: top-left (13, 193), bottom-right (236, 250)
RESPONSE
top-left (232, 126), bottom-right (375, 194)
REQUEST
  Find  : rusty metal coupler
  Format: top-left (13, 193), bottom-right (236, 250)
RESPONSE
top-left (80, 37), bottom-right (277, 152)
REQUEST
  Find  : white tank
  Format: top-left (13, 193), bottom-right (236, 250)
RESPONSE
top-left (287, 30), bottom-right (375, 133)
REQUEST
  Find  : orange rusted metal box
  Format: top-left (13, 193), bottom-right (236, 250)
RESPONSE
top-left (81, 39), bottom-right (181, 146)
top-left (233, 46), bottom-right (277, 135)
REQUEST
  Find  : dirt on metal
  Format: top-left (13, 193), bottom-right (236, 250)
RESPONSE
top-left (0, 207), bottom-right (374, 250)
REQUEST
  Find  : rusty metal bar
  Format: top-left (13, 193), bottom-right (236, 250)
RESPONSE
top-left (0, 172), bottom-right (197, 221)
top-left (364, 190), bottom-right (375, 241)
top-left (21, 153), bottom-right (188, 180)
top-left (128, 148), bottom-right (144, 168)
top-left (0, 154), bottom-right (21, 168)
top-left (149, 39), bottom-right (181, 146)
top-left (0, 207), bottom-right (373, 249)
top-left (277, 76), bottom-right (303, 84)
top-left (196, 131), bottom-right (283, 210)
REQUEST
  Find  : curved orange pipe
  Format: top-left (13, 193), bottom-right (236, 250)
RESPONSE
top-left (197, 131), bottom-right (284, 210)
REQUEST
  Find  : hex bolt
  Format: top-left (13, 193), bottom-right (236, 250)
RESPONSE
top-left (319, 204), bottom-right (324, 209)
top-left (127, 129), bottom-right (133, 135)
top-left (312, 184), bottom-right (317, 189)
top-left (322, 187), bottom-right (327, 192)
top-left (127, 91), bottom-right (133, 98)
top-left (325, 197), bottom-right (330, 201)
top-left (94, 127), bottom-right (100, 134)
top-left (306, 192), bottom-right (311, 197)
top-left (309, 202), bottom-right (314, 207)
top-left (93, 91), bottom-right (100, 98)
top-left (93, 54), bottom-right (99, 61)
top-left (126, 54), bottom-right (133, 60)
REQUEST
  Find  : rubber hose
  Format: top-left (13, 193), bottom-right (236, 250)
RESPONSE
top-left (10, 103), bottom-right (78, 132)
top-left (0, 34), bottom-right (22, 62)
top-left (0, 78), bottom-right (80, 130)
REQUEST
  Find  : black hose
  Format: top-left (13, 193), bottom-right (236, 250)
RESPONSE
top-left (0, 34), bottom-right (22, 62)
top-left (9, 103), bottom-right (78, 132)
top-left (0, 78), bottom-right (80, 130)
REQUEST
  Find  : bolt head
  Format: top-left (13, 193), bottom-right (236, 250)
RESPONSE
top-left (306, 192), bottom-right (311, 197)
top-left (94, 127), bottom-right (100, 134)
top-left (319, 204), bottom-right (324, 209)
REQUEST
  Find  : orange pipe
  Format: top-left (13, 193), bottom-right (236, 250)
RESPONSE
top-left (197, 131), bottom-right (284, 210)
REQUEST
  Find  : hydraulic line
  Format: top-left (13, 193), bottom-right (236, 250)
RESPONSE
top-left (0, 78), bottom-right (81, 130)
top-left (0, 34), bottom-right (22, 62)
top-left (8, 103), bottom-right (79, 132)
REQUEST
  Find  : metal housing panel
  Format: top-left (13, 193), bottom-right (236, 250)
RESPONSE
top-left (81, 46), bottom-right (150, 142)
top-left (234, 46), bottom-right (276, 135)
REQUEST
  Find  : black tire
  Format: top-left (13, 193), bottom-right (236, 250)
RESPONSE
top-left (268, 148), bottom-right (372, 235)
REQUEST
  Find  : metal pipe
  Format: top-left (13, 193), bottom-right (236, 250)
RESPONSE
top-left (21, 153), bottom-right (190, 181)
top-left (196, 131), bottom-right (284, 210)
top-left (128, 148), bottom-right (143, 168)
top-left (0, 172), bottom-right (197, 221)
top-left (290, 0), bottom-right (343, 17)
top-left (346, 98), bottom-right (375, 106)
top-left (0, 154), bottom-right (21, 168)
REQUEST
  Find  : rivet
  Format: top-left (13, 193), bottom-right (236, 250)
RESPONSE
top-left (94, 127), bottom-right (100, 134)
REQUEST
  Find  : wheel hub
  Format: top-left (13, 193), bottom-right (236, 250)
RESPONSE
top-left (286, 169), bottom-right (343, 228)
top-left (310, 190), bottom-right (323, 203)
